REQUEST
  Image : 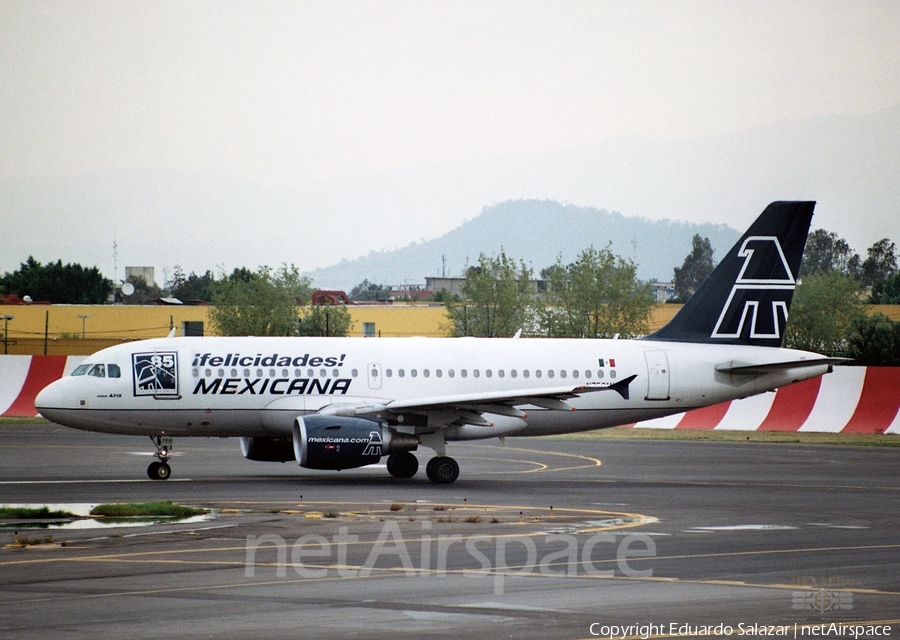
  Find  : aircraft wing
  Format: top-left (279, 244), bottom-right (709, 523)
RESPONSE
top-left (317, 375), bottom-right (637, 427)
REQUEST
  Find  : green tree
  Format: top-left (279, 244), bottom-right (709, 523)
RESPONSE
top-left (0, 257), bottom-right (111, 304)
top-left (800, 229), bottom-right (861, 277)
top-left (208, 264), bottom-right (311, 336)
top-left (349, 280), bottom-right (388, 302)
top-left (846, 312), bottom-right (900, 366)
top-left (298, 304), bottom-right (354, 336)
top-left (783, 273), bottom-right (866, 355)
top-left (446, 252), bottom-right (534, 337)
top-left (861, 238), bottom-right (898, 287)
top-left (870, 271), bottom-right (900, 304)
top-left (673, 235), bottom-right (715, 301)
top-left (168, 266), bottom-right (214, 302)
top-left (541, 246), bottom-right (653, 338)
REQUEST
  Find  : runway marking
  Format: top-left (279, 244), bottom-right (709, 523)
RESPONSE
top-left (477, 443), bottom-right (603, 473)
top-left (0, 443), bottom-right (600, 485)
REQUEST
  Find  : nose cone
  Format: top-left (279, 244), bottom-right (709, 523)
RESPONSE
top-left (35, 379), bottom-right (64, 418)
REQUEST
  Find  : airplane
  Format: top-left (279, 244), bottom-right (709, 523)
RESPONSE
top-left (35, 201), bottom-right (843, 484)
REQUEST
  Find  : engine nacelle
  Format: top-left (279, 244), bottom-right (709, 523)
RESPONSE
top-left (240, 436), bottom-right (295, 462)
top-left (293, 415), bottom-right (418, 470)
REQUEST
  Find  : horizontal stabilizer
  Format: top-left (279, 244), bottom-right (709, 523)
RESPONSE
top-left (715, 358), bottom-right (850, 375)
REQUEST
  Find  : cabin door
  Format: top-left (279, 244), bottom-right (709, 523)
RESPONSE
top-left (644, 350), bottom-right (670, 401)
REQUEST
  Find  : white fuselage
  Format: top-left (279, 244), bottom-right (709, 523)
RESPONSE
top-left (36, 336), bottom-right (831, 440)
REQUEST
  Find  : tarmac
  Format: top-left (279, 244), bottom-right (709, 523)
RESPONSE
top-left (1, 422), bottom-right (899, 639)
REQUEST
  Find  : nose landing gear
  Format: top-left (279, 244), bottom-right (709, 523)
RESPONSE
top-left (147, 435), bottom-right (173, 480)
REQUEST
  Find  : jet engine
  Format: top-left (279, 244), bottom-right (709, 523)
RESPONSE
top-left (292, 415), bottom-right (418, 470)
top-left (240, 436), bottom-right (295, 462)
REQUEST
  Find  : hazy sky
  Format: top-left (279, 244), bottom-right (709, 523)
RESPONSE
top-left (2, 1), bottom-right (899, 279)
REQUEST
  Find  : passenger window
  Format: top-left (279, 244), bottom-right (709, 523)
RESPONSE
top-left (498, 370), bottom-right (505, 378)
top-left (485, 370), bottom-right (492, 378)
top-left (473, 370), bottom-right (480, 378)
top-left (436, 369), bottom-right (442, 378)
top-left (536, 370), bottom-right (542, 378)
top-left (88, 364), bottom-right (106, 378)
top-left (511, 370), bottom-right (517, 378)
top-left (423, 369), bottom-right (430, 378)
top-left (523, 370), bottom-right (530, 378)
top-left (559, 370), bottom-right (566, 379)
top-left (411, 369), bottom-right (417, 378)
top-left (399, 369), bottom-right (405, 378)
top-left (572, 370), bottom-right (579, 379)
top-left (597, 370), bottom-right (605, 379)
top-left (448, 369), bottom-right (455, 378)
top-left (585, 370), bottom-right (592, 379)
top-left (461, 369), bottom-right (468, 378)
top-left (548, 370), bottom-right (555, 379)
top-left (71, 364), bottom-right (90, 376)
top-left (386, 369), bottom-right (393, 377)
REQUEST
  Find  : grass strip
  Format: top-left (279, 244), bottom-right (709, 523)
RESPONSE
top-left (0, 506), bottom-right (77, 520)
top-left (550, 428), bottom-right (900, 447)
top-left (90, 500), bottom-right (207, 518)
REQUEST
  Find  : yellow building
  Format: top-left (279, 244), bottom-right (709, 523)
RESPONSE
top-left (0, 303), bottom-right (451, 355)
top-left (2, 302), bottom-right (898, 356)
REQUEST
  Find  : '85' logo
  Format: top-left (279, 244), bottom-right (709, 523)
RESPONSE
top-left (133, 352), bottom-right (179, 397)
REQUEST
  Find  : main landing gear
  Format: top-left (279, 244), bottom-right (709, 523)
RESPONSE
top-left (385, 452), bottom-right (460, 484)
top-left (147, 435), bottom-right (173, 480)
top-left (425, 456), bottom-right (459, 484)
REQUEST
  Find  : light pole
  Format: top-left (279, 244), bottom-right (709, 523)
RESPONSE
top-left (2, 315), bottom-right (13, 355)
top-left (77, 315), bottom-right (90, 339)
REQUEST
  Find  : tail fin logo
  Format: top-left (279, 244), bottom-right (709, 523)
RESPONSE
top-left (711, 236), bottom-right (797, 340)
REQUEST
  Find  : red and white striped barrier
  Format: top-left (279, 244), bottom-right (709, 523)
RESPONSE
top-left (1, 356), bottom-right (898, 434)
top-left (1, 356), bottom-right (84, 418)
top-left (630, 366), bottom-right (900, 435)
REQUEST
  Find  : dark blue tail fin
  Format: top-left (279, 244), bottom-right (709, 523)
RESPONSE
top-left (646, 201), bottom-right (815, 347)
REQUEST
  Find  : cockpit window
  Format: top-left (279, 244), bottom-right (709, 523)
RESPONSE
top-left (88, 364), bottom-right (106, 378)
top-left (72, 363), bottom-right (120, 378)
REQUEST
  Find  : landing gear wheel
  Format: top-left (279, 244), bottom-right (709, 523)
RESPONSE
top-left (147, 461), bottom-right (171, 480)
top-left (147, 434), bottom-right (174, 480)
top-left (386, 452), bottom-right (419, 479)
top-left (425, 456), bottom-right (459, 484)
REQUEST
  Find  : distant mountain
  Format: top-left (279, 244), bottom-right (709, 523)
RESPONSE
top-left (2, 106), bottom-right (896, 288)
top-left (307, 200), bottom-right (740, 289)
